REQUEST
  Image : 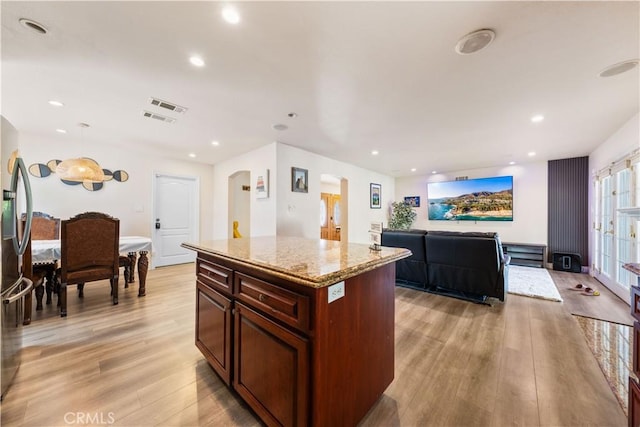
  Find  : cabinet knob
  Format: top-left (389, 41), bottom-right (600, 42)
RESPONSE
top-left (258, 293), bottom-right (267, 302)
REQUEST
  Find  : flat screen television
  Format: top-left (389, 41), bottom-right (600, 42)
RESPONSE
top-left (427, 176), bottom-right (513, 221)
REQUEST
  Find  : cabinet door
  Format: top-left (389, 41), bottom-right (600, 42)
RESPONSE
top-left (234, 302), bottom-right (309, 427)
top-left (196, 280), bottom-right (232, 385)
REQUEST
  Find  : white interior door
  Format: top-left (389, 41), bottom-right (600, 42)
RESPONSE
top-left (153, 173), bottom-right (198, 267)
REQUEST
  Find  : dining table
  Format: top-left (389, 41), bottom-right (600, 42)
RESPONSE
top-left (31, 235), bottom-right (152, 297)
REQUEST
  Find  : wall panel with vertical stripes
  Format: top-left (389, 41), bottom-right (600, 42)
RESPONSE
top-left (548, 157), bottom-right (589, 266)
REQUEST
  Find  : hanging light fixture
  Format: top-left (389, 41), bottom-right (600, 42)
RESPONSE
top-left (55, 158), bottom-right (105, 183)
top-left (54, 122), bottom-right (105, 183)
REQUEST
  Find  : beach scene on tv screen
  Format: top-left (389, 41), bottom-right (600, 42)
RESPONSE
top-left (427, 176), bottom-right (513, 221)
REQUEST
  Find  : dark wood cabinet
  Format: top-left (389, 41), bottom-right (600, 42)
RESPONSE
top-left (234, 302), bottom-right (309, 426)
top-left (192, 251), bottom-right (396, 427)
top-left (630, 280), bottom-right (640, 427)
top-left (631, 377), bottom-right (640, 427)
top-left (196, 280), bottom-right (233, 385)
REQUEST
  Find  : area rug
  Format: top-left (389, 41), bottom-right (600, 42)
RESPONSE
top-left (508, 265), bottom-right (563, 302)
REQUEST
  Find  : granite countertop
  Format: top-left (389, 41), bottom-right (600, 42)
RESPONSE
top-left (623, 263), bottom-right (640, 276)
top-left (182, 236), bottom-right (411, 288)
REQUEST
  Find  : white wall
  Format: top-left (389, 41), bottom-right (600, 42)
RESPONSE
top-left (212, 143), bottom-right (278, 239)
top-left (395, 162), bottom-right (548, 244)
top-left (275, 143), bottom-right (394, 243)
top-left (18, 131), bottom-right (215, 240)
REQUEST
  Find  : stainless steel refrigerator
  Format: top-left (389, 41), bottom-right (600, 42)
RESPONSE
top-left (1, 116), bottom-right (33, 401)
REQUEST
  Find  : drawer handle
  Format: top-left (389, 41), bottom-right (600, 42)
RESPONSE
top-left (258, 293), bottom-right (268, 303)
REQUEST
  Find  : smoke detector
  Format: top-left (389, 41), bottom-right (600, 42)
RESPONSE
top-left (455, 29), bottom-right (496, 55)
top-left (148, 97), bottom-right (188, 114)
top-left (142, 111), bottom-right (176, 124)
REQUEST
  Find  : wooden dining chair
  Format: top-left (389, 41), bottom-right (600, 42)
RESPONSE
top-left (58, 212), bottom-right (120, 317)
top-left (20, 212), bottom-right (60, 322)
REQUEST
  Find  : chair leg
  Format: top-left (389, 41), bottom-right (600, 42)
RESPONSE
top-left (45, 268), bottom-right (54, 305)
top-left (60, 282), bottom-right (67, 317)
top-left (111, 276), bottom-right (119, 305)
top-left (124, 264), bottom-right (130, 288)
top-left (77, 283), bottom-right (85, 298)
top-left (35, 283), bottom-right (44, 311)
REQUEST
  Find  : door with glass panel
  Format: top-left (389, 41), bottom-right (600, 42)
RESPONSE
top-left (594, 156), bottom-right (639, 301)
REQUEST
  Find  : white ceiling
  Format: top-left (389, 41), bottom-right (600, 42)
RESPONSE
top-left (2, 1), bottom-right (638, 177)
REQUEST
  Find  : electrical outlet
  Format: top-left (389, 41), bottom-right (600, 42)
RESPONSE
top-left (328, 281), bottom-right (345, 303)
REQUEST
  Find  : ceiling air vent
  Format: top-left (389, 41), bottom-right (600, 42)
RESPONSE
top-left (142, 110), bottom-right (176, 124)
top-left (148, 97), bottom-right (188, 114)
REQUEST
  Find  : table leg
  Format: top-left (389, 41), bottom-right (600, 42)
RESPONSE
top-left (138, 251), bottom-right (148, 297)
top-left (128, 252), bottom-right (137, 283)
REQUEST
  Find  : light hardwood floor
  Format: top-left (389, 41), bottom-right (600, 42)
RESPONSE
top-left (0, 264), bottom-right (627, 426)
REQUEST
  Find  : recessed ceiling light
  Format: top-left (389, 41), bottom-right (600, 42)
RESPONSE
top-left (531, 114), bottom-right (544, 123)
top-left (599, 59), bottom-right (639, 78)
top-left (222, 7), bottom-right (240, 24)
top-left (211, 140), bottom-right (220, 146)
top-left (272, 123), bottom-right (288, 131)
top-left (432, 171), bottom-right (437, 174)
top-left (48, 100), bottom-right (64, 107)
top-left (509, 161), bottom-right (516, 165)
top-left (189, 56), bottom-right (205, 67)
top-left (455, 29), bottom-right (495, 55)
top-left (411, 168), bottom-right (417, 172)
top-left (56, 129), bottom-right (67, 134)
top-left (371, 150), bottom-right (379, 155)
top-left (188, 153), bottom-right (196, 158)
top-left (528, 152), bottom-right (536, 157)
top-left (19, 18), bottom-right (48, 35)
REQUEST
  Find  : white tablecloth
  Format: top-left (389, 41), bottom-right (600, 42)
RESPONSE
top-left (32, 236), bottom-right (152, 264)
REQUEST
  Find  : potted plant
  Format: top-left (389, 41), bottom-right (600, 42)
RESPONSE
top-left (388, 201), bottom-right (417, 230)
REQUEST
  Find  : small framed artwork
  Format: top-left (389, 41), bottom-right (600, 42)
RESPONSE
top-left (370, 183), bottom-right (381, 209)
top-left (291, 167), bottom-right (308, 193)
top-left (255, 169), bottom-right (269, 199)
top-left (404, 196), bottom-right (420, 207)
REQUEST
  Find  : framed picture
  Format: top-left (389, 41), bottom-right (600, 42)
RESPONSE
top-left (370, 183), bottom-right (381, 209)
top-left (404, 196), bottom-right (420, 207)
top-left (255, 169), bottom-right (269, 199)
top-left (291, 167), bottom-right (308, 193)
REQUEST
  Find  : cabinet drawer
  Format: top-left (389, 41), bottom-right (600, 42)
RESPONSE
top-left (235, 273), bottom-right (310, 332)
top-left (198, 258), bottom-right (233, 295)
top-left (632, 287), bottom-right (640, 323)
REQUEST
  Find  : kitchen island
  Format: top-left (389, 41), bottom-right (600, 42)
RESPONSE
top-left (182, 236), bottom-right (411, 427)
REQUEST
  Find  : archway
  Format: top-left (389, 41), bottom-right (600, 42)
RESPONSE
top-left (228, 170), bottom-right (250, 238)
top-left (320, 174), bottom-right (348, 241)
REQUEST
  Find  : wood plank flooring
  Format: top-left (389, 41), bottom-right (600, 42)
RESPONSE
top-left (0, 264), bottom-right (627, 426)
top-left (550, 269), bottom-right (634, 326)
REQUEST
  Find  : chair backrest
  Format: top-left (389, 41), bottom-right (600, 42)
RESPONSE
top-left (21, 211), bottom-right (60, 240)
top-left (61, 212), bottom-right (119, 279)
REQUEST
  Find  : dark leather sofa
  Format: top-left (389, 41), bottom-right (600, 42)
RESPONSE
top-left (381, 229), bottom-right (509, 302)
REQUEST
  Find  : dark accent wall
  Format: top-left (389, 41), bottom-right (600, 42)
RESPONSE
top-left (548, 157), bottom-right (589, 266)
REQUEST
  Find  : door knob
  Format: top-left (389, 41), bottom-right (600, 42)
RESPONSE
top-left (155, 219), bottom-right (161, 229)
